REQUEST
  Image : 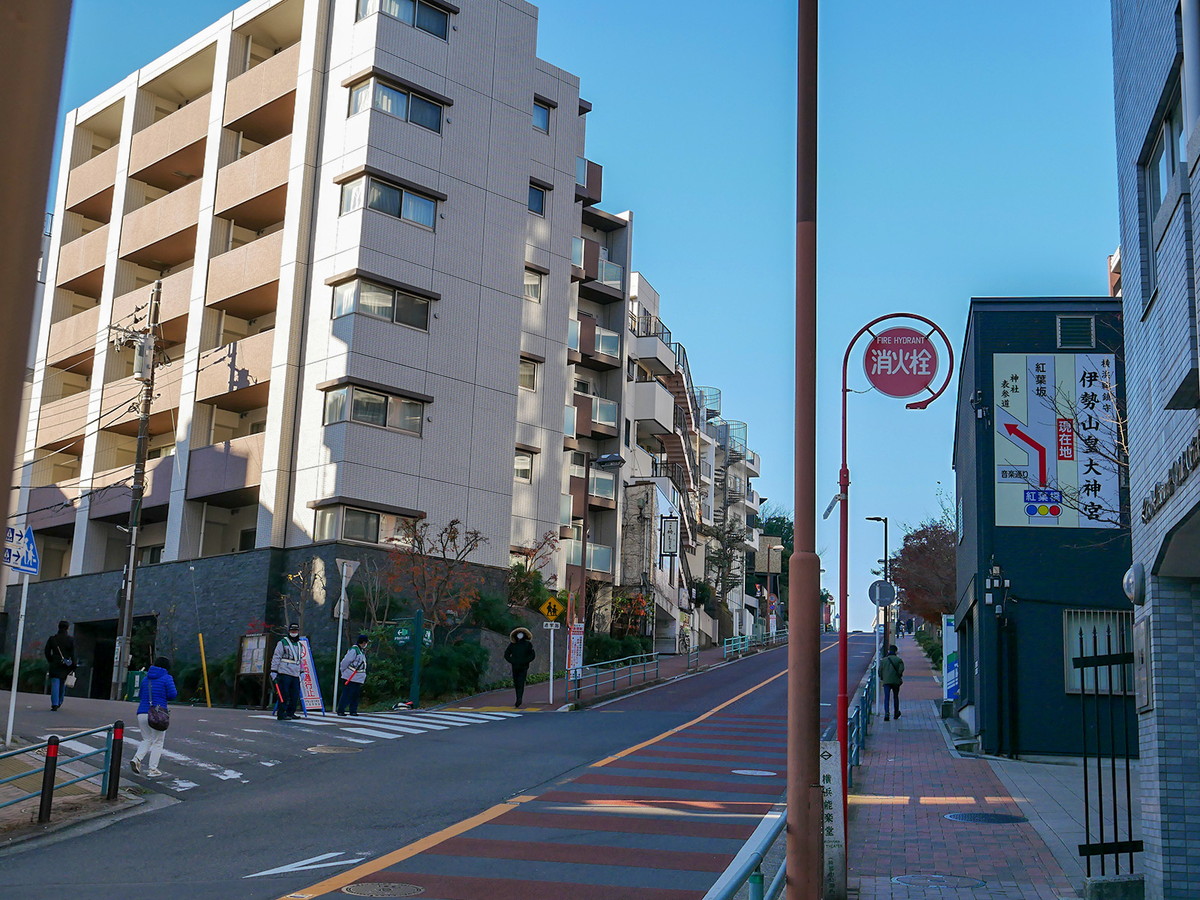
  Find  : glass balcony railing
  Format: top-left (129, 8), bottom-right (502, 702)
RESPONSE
top-left (598, 259), bottom-right (623, 289)
top-left (564, 404), bottom-right (576, 438)
top-left (589, 469), bottom-right (617, 500)
top-left (560, 493), bottom-right (572, 527)
top-left (576, 156), bottom-right (588, 186)
top-left (564, 539), bottom-right (613, 573)
top-left (592, 397), bottom-right (618, 427)
top-left (594, 326), bottom-right (619, 357)
top-left (572, 236), bottom-right (584, 268)
top-left (568, 318), bottom-right (581, 352)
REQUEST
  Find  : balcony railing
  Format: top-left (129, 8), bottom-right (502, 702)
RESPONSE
top-left (594, 326), bottom-right (619, 357)
top-left (592, 397), bottom-right (619, 428)
top-left (560, 493), bottom-right (573, 527)
top-left (564, 539), bottom-right (613, 573)
top-left (571, 236), bottom-right (584, 268)
top-left (576, 156), bottom-right (588, 186)
top-left (567, 318), bottom-right (581, 351)
top-left (629, 313), bottom-right (671, 342)
top-left (564, 404), bottom-right (577, 438)
top-left (651, 459), bottom-right (687, 496)
top-left (589, 469), bottom-right (617, 501)
top-left (598, 259), bottom-right (623, 290)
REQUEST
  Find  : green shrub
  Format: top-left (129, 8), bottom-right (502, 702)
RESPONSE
top-left (421, 642), bottom-right (489, 698)
top-left (468, 594), bottom-right (520, 635)
top-left (914, 630), bottom-right (943, 670)
top-left (0, 656), bottom-right (48, 693)
top-left (584, 634), bottom-right (622, 665)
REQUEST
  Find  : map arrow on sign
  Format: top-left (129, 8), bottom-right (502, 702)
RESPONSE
top-left (244, 852), bottom-right (368, 879)
top-left (1003, 423), bottom-right (1048, 486)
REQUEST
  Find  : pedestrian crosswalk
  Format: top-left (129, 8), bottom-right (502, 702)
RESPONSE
top-left (247, 709), bottom-right (522, 743)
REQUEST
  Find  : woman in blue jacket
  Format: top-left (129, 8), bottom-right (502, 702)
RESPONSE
top-left (130, 657), bottom-right (178, 777)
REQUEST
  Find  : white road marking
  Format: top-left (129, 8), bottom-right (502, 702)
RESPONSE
top-left (343, 727), bottom-right (403, 739)
top-left (244, 852), bottom-right (368, 879)
top-left (345, 719), bottom-right (442, 735)
top-left (391, 713), bottom-right (471, 727)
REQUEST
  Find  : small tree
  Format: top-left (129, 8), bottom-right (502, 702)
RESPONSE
top-left (279, 557), bottom-right (327, 634)
top-left (507, 530), bottom-right (559, 611)
top-left (699, 513), bottom-right (747, 604)
top-left (887, 517), bottom-right (956, 627)
top-left (385, 518), bottom-right (487, 645)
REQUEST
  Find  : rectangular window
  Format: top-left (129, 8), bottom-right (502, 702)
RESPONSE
top-left (352, 388), bottom-right (389, 427)
top-left (340, 175), bottom-right (438, 229)
top-left (523, 269), bottom-right (543, 302)
top-left (514, 450), bottom-right (533, 483)
top-left (1063, 609), bottom-right (1133, 694)
top-left (389, 396), bottom-right (424, 435)
top-left (519, 358), bottom-right (538, 391)
top-left (358, 0), bottom-right (448, 40)
top-left (324, 384), bottom-right (425, 435)
top-left (344, 508), bottom-right (381, 543)
top-left (375, 82), bottom-right (408, 118)
top-left (414, 2), bottom-right (449, 38)
top-left (324, 386), bottom-right (349, 424)
top-left (359, 282), bottom-right (394, 319)
top-left (1146, 92), bottom-right (1185, 224)
top-left (394, 290), bottom-right (430, 330)
top-left (533, 101), bottom-right (550, 133)
top-left (314, 506), bottom-right (339, 542)
top-left (348, 77), bottom-right (442, 133)
top-left (333, 277), bottom-right (430, 331)
top-left (408, 94), bottom-right (442, 133)
top-left (528, 184), bottom-right (546, 216)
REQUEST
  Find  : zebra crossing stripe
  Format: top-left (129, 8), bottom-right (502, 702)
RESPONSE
top-left (345, 720), bottom-right (442, 735)
top-left (392, 713), bottom-right (477, 727)
top-left (352, 715), bottom-right (448, 731)
top-left (343, 727), bottom-right (404, 739)
top-left (414, 711), bottom-right (509, 722)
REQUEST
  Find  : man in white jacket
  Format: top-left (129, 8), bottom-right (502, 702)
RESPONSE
top-left (270, 623), bottom-right (304, 720)
top-left (337, 634), bottom-right (369, 716)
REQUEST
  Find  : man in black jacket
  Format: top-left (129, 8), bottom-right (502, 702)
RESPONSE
top-left (503, 627), bottom-right (536, 708)
top-left (44, 620), bottom-right (76, 711)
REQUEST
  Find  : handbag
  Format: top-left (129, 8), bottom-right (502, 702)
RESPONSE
top-left (65, 672), bottom-right (77, 689)
top-left (145, 679), bottom-right (170, 731)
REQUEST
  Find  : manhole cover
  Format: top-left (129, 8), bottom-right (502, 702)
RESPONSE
top-left (893, 875), bottom-right (987, 887)
top-left (307, 745), bottom-right (363, 754)
top-left (731, 769), bottom-right (778, 777)
top-left (944, 812), bottom-right (1027, 824)
top-left (341, 884), bottom-right (424, 897)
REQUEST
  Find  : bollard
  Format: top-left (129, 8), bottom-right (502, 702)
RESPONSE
top-left (749, 865), bottom-right (765, 900)
top-left (106, 720), bottom-right (124, 801)
top-left (38, 736), bottom-right (60, 824)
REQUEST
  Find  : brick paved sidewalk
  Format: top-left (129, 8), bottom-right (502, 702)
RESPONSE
top-left (847, 636), bottom-right (1077, 900)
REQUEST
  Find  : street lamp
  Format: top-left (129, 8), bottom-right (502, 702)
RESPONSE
top-left (866, 515), bottom-right (890, 650)
top-left (578, 452), bottom-right (625, 632)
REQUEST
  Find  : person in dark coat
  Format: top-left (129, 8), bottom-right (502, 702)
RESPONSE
top-left (130, 657), bottom-right (178, 778)
top-left (879, 644), bottom-right (905, 721)
top-left (43, 621), bottom-right (76, 711)
top-left (503, 627), bottom-right (536, 708)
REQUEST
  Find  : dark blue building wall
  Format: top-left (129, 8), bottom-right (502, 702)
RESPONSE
top-left (954, 298), bottom-right (1134, 756)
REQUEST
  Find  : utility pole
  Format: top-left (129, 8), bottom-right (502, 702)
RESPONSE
top-left (110, 281), bottom-right (161, 700)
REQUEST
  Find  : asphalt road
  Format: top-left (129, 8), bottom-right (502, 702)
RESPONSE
top-left (0, 633), bottom-right (875, 900)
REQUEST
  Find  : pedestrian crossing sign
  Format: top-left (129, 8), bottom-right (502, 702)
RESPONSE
top-left (539, 597), bottom-right (564, 621)
top-left (3, 525), bottom-right (39, 575)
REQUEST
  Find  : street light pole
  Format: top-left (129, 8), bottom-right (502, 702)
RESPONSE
top-left (866, 515), bottom-right (890, 650)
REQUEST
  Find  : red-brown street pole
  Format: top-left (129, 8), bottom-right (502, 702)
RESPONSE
top-left (787, 0), bottom-right (822, 897)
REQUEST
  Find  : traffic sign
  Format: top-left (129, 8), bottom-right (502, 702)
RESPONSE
top-left (539, 596), bottom-right (564, 621)
top-left (863, 327), bottom-right (938, 399)
top-left (542, 621), bottom-right (561, 630)
top-left (3, 525), bottom-right (39, 576)
top-left (868, 580), bottom-right (896, 607)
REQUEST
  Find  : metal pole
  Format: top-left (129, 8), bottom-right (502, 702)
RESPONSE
top-left (409, 607), bottom-right (424, 708)
top-left (332, 564), bottom-right (347, 716)
top-left (105, 720), bottom-right (124, 801)
top-left (548, 626), bottom-right (555, 706)
top-left (579, 451), bottom-right (592, 632)
top-left (3, 573), bottom-right (30, 746)
top-left (111, 282), bottom-right (161, 699)
top-left (838, 351), bottom-right (852, 827)
top-left (38, 736), bottom-right (59, 823)
top-left (788, 0), bottom-right (822, 895)
top-left (197, 633), bottom-right (212, 708)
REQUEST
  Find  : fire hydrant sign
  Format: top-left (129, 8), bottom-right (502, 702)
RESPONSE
top-left (993, 353), bottom-right (1119, 528)
top-left (863, 327), bottom-right (938, 398)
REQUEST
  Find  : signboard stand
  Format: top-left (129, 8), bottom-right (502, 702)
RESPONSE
top-left (820, 740), bottom-right (847, 898)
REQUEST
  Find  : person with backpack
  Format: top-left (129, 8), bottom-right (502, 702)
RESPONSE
top-left (880, 644), bottom-right (905, 721)
top-left (130, 657), bottom-right (177, 778)
top-left (43, 620), bottom-right (76, 711)
top-left (503, 627), bottom-right (536, 708)
top-left (337, 634), bottom-right (369, 717)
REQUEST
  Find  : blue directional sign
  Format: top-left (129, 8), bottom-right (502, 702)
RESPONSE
top-left (3, 525), bottom-right (40, 575)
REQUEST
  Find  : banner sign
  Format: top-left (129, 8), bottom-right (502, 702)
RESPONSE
top-left (567, 622), bottom-right (585, 676)
top-left (239, 633), bottom-right (267, 675)
top-left (942, 614), bottom-right (959, 702)
top-left (298, 637), bottom-right (325, 714)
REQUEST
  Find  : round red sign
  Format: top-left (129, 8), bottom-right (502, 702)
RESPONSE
top-left (863, 327), bottom-right (939, 398)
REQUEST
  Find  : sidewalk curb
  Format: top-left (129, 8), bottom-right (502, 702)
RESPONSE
top-left (0, 789), bottom-right (175, 859)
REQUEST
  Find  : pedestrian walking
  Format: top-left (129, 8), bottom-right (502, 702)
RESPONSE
top-left (130, 657), bottom-right (177, 778)
top-left (337, 634), bottom-right (369, 717)
top-left (271, 623), bottom-right (305, 721)
top-left (880, 643), bottom-right (905, 721)
top-left (43, 620), bottom-right (76, 711)
top-left (503, 627), bottom-right (536, 708)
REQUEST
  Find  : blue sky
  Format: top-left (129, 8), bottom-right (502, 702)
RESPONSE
top-left (57, 1), bottom-right (1118, 629)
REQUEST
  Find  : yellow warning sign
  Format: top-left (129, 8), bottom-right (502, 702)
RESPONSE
top-left (539, 597), bottom-right (564, 621)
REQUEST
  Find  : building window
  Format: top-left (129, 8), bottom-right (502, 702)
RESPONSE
top-left (333, 277), bottom-right (430, 331)
top-left (356, 0), bottom-right (449, 40)
top-left (1056, 315), bottom-right (1096, 350)
top-left (528, 184), bottom-right (546, 216)
top-left (514, 450), bottom-right (534, 483)
top-left (340, 175), bottom-right (437, 229)
top-left (348, 77), bottom-right (443, 133)
top-left (323, 385), bottom-right (425, 436)
top-left (1063, 609), bottom-right (1133, 694)
top-left (315, 505), bottom-right (418, 545)
top-left (139, 545), bottom-right (164, 565)
top-left (1147, 92), bottom-right (1185, 222)
top-left (519, 358), bottom-right (538, 391)
top-left (523, 269), bottom-right (543, 302)
top-left (533, 101), bottom-right (550, 133)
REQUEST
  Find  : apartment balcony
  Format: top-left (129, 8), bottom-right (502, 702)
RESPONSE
top-left (118, 180), bottom-right (202, 269)
top-left (744, 448), bottom-right (762, 477)
top-left (574, 157), bottom-right (602, 206)
top-left (224, 42), bottom-right (300, 144)
top-left (571, 236), bottom-right (624, 304)
top-left (206, 230), bottom-right (283, 318)
top-left (87, 456), bottom-right (174, 522)
top-left (111, 266), bottom-right (194, 347)
top-left (102, 367), bottom-right (182, 435)
top-left (36, 390), bottom-right (91, 449)
top-left (186, 431), bottom-right (264, 507)
top-left (569, 318), bottom-right (620, 371)
top-left (572, 392), bottom-right (619, 439)
top-left (65, 145), bottom-right (118, 223)
top-left (632, 330), bottom-right (676, 377)
top-left (46, 307), bottom-right (100, 370)
top-left (56, 225), bottom-right (109, 297)
top-left (651, 459), bottom-right (689, 498)
top-left (195, 330), bottom-right (274, 410)
top-left (128, 94), bottom-right (210, 190)
top-left (27, 482), bottom-right (81, 532)
top-left (214, 135), bottom-right (291, 231)
top-left (563, 538), bottom-right (614, 574)
top-left (631, 379), bottom-right (676, 435)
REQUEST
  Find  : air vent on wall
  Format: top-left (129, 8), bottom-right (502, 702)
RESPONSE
top-left (1057, 315), bottom-right (1095, 349)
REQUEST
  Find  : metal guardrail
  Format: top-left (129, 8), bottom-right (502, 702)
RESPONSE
top-left (722, 630), bottom-right (789, 659)
top-left (0, 721), bottom-right (125, 822)
top-left (567, 652), bottom-right (660, 702)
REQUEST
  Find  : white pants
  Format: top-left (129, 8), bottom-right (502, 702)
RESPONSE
top-left (134, 713), bottom-right (166, 770)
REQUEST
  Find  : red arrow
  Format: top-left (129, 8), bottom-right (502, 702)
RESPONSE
top-left (1004, 423), bottom-right (1047, 485)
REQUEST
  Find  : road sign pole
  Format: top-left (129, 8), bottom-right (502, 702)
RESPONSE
top-left (549, 626), bottom-right (555, 706)
top-left (4, 573), bottom-right (30, 747)
top-left (409, 607), bottom-right (424, 708)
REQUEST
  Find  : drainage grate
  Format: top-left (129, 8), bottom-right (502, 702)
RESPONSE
top-left (944, 812), bottom-right (1027, 824)
top-left (307, 745), bottom-right (363, 754)
top-left (341, 883), bottom-right (425, 897)
top-left (893, 874), bottom-right (987, 888)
